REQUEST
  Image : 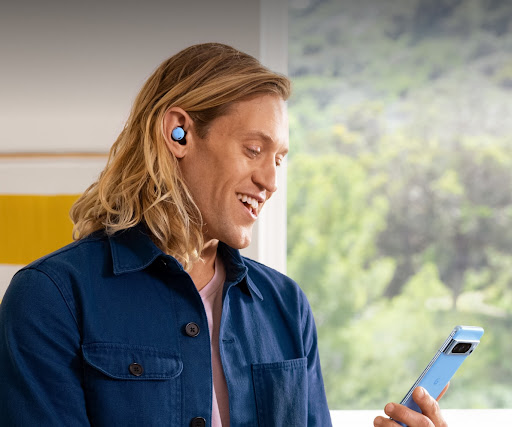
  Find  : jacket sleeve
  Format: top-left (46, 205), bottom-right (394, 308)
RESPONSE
top-left (302, 299), bottom-right (333, 426)
top-left (0, 268), bottom-right (90, 426)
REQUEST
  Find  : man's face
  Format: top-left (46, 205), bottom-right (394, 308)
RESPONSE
top-left (179, 94), bottom-right (289, 249)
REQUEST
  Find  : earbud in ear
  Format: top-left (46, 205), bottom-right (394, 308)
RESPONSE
top-left (171, 126), bottom-right (187, 145)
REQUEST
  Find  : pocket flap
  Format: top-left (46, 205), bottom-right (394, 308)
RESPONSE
top-left (82, 343), bottom-right (183, 380)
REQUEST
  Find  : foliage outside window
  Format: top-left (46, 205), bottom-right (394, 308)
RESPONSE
top-left (287, 0), bottom-right (512, 409)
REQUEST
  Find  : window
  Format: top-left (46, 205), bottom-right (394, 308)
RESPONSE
top-left (288, 0), bottom-right (512, 412)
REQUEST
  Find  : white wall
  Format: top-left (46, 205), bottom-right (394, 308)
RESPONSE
top-left (0, 0), bottom-right (261, 153)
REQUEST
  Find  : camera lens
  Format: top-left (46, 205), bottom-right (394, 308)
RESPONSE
top-left (452, 342), bottom-right (472, 354)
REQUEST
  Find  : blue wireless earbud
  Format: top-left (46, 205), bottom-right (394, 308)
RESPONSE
top-left (171, 126), bottom-right (187, 145)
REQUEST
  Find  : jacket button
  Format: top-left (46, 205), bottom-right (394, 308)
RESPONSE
top-left (129, 362), bottom-right (144, 376)
top-left (190, 417), bottom-right (206, 427)
top-left (185, 322), bottom-right (200, 337)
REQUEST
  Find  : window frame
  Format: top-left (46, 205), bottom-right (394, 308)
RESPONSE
top-left (241, 0), bottom-right (289, 274)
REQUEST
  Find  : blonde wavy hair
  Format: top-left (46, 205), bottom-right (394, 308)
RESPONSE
top-left (70, 43), bottom-right (291, 270)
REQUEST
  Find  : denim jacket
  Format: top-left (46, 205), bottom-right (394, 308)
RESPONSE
top-left (0, 226), bottom-right (331, 426)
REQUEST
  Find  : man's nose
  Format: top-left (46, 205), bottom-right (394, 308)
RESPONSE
top-left (253, 158), bottom-right (278, 195)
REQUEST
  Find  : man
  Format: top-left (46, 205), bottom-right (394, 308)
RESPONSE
top-left (0, 43), bottom-right (447, 426)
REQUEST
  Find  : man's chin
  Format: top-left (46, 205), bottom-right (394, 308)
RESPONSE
top-left (229, 230), bottom-right (253, 250)
top-left (232, 236), bottom-right (252, 250)
top-left (237, 241), bottom-right (252, 250)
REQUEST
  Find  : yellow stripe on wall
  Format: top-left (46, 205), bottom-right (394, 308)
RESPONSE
top-left (0, 195), bottom-right (80, 265)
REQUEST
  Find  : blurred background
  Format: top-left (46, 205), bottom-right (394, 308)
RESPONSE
top-left (287, 0), bottom-right (512, 410)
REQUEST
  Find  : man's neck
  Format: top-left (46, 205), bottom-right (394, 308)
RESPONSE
top-left (188, 239), bottom-right (219, 291)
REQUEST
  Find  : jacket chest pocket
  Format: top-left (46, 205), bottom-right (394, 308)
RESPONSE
top-left (82, 343), bottom-right (182, 427)
top-left (251, 357), bottom-right (308, 427)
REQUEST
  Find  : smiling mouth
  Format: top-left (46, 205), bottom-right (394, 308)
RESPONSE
top-left (236, 193), bottom-right (260, 217)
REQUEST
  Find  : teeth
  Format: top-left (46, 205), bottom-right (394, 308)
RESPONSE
top-left (237, 193), bottom-right (260, 211)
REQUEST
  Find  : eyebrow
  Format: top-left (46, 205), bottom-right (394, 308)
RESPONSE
top-left (242, 130), bottom-right (289, 155)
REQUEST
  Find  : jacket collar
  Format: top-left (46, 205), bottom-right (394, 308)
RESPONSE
top-left (109, 225), bottom-right (175, 275)
top-left (218, 242), bottom-right (264, 301)
top-left (108, 224), bottom-right (263, 300)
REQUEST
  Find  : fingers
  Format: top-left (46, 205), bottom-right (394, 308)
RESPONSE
top-left (373, 411), bottom-right (401, 426)
top-left (375, 401), bottom-right (429, 427)
top-left (373, 403), bottom-right (405, 426)
top-left (412, 387), bottom-right (448, 427)
top-left (373, 387), bottom-right (448, 427)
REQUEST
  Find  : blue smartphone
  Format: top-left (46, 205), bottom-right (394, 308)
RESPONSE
top-left (396, 325), bottom-right (484, 426)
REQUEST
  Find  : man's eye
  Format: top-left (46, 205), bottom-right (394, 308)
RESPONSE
top-left (246, 147), bottom-right (261, 157)
top-left (276, 156), bottom-right (285, 167)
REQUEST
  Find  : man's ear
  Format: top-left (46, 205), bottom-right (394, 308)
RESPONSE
top-left (162, 107), bottom-right (194, 159)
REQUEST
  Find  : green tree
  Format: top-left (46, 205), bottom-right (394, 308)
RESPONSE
top-left (288, 0), bottom-right (512, 409)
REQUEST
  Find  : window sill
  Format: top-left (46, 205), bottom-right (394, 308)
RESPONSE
top-left (330, 409), bottom-right (512, 426)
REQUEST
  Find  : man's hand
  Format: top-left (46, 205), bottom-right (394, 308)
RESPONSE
top-left (373, 385), bottom-right (449, 426)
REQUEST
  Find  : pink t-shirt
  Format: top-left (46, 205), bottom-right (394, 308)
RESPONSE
top-left (199, 256), bottom-right (230, 426)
